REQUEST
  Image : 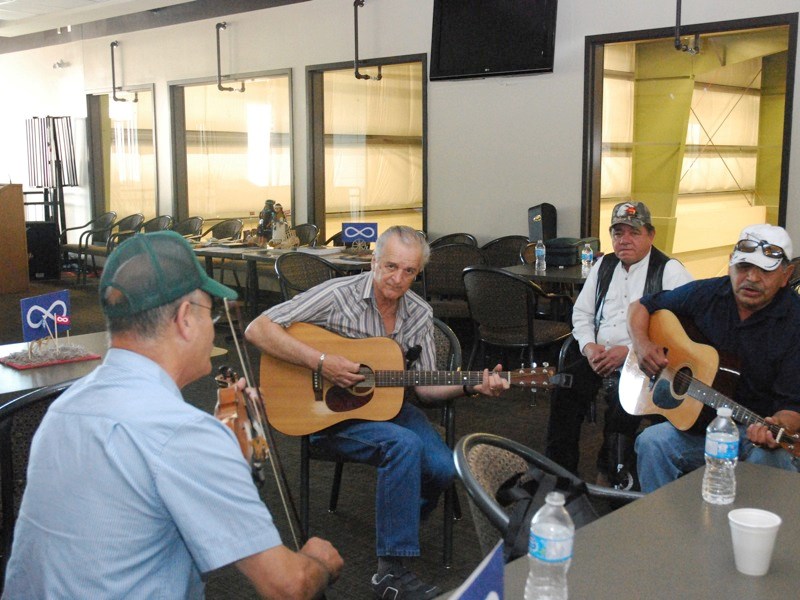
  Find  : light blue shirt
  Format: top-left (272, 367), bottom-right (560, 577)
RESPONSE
top-left (3, 348), bottom-right (281, 599)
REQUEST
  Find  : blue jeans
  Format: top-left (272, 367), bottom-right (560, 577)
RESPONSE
top-left (635, 421), bottom-right (800, 493)
top-left (310, 401), bottom-right (455, 557)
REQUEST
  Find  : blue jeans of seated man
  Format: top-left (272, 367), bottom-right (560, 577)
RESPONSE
top-left (310, 400), bottom-right (456, 557)
top-left (635, 421), bottom-right (800, 493)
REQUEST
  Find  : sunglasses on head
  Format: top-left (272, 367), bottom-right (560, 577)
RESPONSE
top-left (734, 239), bottom-right (785, 259)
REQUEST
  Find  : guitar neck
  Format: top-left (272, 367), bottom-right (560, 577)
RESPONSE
top-left (372, 370), bottom-right (506, 388)
top-left (687, 377), bottom-right (780, 435)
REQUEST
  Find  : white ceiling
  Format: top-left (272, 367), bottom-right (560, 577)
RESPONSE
top-left (0, 0), bottom-right (193, 37)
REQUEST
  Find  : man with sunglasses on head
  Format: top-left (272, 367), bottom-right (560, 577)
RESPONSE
top-left (629, 224), bottom-right (800, 493)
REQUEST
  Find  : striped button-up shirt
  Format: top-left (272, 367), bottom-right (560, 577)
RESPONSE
top-left (265, 270), bottom-right (435, 371)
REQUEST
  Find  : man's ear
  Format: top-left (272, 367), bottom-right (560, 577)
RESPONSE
top-left (173, 300), bottom-right (194, 340)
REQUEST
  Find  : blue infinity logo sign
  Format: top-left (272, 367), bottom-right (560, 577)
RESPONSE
top-left (342, 222), bottom-right (378, 243)
top-left (26, 300), bottom-right (67, 329)
top-left (20, 289), bottom-right (72, 342)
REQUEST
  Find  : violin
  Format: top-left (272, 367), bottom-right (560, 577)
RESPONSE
top-left (217, 299), bottom-right (304, 550)
top-left (214, 365), bottom-right (269, 482)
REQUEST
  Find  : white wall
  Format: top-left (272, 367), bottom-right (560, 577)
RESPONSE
top-left (1, 0), bottom-right (798, 246)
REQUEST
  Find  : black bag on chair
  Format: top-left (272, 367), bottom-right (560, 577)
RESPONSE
top-left (495, 465), bottom-right (598, 562)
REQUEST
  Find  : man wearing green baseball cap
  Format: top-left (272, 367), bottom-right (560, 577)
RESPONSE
top-left (4, 231), bottom-right (342, 598)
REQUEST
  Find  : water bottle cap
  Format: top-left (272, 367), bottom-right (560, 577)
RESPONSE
top-left (545, 491), bottom-right (566, 506)
top-left (717, 407), bottom-right (733, 418)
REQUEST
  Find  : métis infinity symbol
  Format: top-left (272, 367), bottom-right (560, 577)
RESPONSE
top-left (343, 225), bottom-right (376, 239)
top-left (26, 300), bottom-right (68, 329)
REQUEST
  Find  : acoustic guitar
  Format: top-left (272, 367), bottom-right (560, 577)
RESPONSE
top-left (619, 310), bottom-right (800, 457)
top-left (260, 322), bottom-right (570, 435)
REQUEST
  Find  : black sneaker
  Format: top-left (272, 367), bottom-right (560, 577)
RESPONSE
top-left (370, 566), bottom-right (441, 600)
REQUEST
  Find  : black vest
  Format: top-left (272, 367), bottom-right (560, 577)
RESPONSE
top-left (593, 247), bottom-right (671, 333)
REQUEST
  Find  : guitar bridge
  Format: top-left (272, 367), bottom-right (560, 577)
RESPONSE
top-left (311, 369), bottom-right (323, 402)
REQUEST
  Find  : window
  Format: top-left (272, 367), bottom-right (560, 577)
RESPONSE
top-left (308, 56), bottom-right (426, 242)
top-left (87, 87), bottom-right (157, 220)
top-left (171, 72), bottom-right (292, 231)
top-left (584, 15), bottom-right (796, 278)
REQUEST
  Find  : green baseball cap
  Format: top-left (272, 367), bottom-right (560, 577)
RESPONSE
top-left (100, 230), bottom-right (237, 318)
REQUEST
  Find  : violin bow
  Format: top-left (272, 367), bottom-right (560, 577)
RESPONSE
top-left (223, 299), bottom-right (304, 551)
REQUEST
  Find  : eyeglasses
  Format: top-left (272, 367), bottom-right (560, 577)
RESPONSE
top-left (188, 301), bottom-right (221, 324)
top-left (734, 239), bottom-right (786, 260)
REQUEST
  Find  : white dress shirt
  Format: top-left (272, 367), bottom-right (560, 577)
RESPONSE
top-left (571, 250), bottom-right (693, 354)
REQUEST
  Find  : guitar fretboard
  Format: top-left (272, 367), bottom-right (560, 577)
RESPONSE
top-left (369, 370), bottom-right (507, 387)
top-left (685, 376), bottom-right (782, 437)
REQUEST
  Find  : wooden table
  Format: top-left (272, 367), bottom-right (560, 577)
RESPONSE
top-left (498, 463), bottom-right (800, 599)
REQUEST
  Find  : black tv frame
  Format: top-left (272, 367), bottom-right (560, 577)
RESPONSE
top-left (430, 0), bottom-right (558, 81)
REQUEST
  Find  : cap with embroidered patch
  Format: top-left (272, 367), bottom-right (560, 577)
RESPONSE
top-left (100, 230), bottom-right (237, 318)
top-left (610, 202), bottom-right (652, 229)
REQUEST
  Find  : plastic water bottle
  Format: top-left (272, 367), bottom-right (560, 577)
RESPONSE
top-left (580, 243), bottom-right (593, 275)
top-left (702, 406), bottom-right (739, 505)
top-left (524, 492), bottom-right (574, 600)
top-left (535, 239), bottom-right (547, 273)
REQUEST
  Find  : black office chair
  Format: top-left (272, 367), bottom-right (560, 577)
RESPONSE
top-left (429, 232), bottom-right (478, 248)
top-left (0, 381), bottom-right (75, 586)
top-left (454, 432), bottom-right (642, 558)
top-left (422, 243), bottom-right (486, 320)
top-left (297, 318), bottom-right (463, 567)
top-left (60, 211), bottom-right (117, 279)
top-left (481, 235), bottom-right (529, 268)
top-left (172, 216), bottom-right (205, 239)
top-left (274, 252), bottom-right (342, 301)
top-left (293, 223), bottom-right (320, 247)
top-left (462, 265), bottom-right (572, 369)
top-left (141, 215), bottom-right (174, 233)
top-left (80, 213), bottom-right (145, 284)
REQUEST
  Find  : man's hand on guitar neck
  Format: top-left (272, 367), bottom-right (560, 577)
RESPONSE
top-left (747, 411), bottom-right (800, 450)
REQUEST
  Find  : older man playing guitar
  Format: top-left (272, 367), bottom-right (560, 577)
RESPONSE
top-left (626, 224), bottom-right (800, 493)
top-left (246, 226), bottom-right (509, 600)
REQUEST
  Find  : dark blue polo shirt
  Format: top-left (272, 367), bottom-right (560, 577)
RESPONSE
top-left (640, 276), bottom-right (800, 418)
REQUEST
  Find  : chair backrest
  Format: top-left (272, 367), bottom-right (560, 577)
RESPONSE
top-left (423, 243), bottom-right (486, 299)
top-left (432, 317), bottom-right (462, 371)
top-left (521, 242), bottom-right (537, 265)
top-left (141, 215), bottom-right (174, 233)
top-left (202, 218), bottom-right (243, 241)
top-left (481, 235), bottom-right (529, 268)
top-left (324, 231), bottom-right (344, 246)
top-left (294, 223), bottom-right (320, 247)
top-left (77, 211), bottom-right (117, 245)
top-left (454, 432), bottom-right (642, 558)
top-left (114, 213), bottom-right (145, 234)
top-left (172, 216), bottom-right (204, 238)
top-left (0, 381), bottom-right (75, 583)
top-left (275, 252), bottom-right (341, 301)
top-left (430, 232), bottom-right (478, 249)
top-left (462, 265), bottom-right (541, 341)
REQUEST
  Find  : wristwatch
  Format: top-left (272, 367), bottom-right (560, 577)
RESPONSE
top-left (463, 384), bottom-right (480, 398)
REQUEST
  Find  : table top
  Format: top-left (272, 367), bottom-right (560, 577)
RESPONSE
top-left (500, 462), bottom-right (800, 598)
top-left (0, 331), bottom-right (109, 402)
top-left (505, 263), bottom-right (587, 285)
top-left (240, 248), bottom-right (373, 272)
top-left (0, 332), bottom-right (227, 404)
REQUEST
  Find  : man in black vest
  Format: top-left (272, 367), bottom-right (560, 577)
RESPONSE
top-left (545, 201), bottom-right (692, 487)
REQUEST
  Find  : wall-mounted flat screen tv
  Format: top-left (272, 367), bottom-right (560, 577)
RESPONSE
top-left (430, 0), bottom-right (558, 81)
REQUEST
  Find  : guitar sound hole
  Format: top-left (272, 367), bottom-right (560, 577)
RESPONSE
top-left (326, 365), bottom-right (375, 413)
top-left (673, 367), bottom-right (692, 396)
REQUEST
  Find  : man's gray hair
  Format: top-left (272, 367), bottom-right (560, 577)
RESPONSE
top-left (374, 226), bottom-right (430, 268)
top-left (105, 292), bottom-right (192, 338)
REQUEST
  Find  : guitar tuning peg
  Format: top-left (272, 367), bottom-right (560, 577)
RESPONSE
top-left (530, 362), bottom-right (538, 369)
top-left (542, 362), bottom-right (549, 368)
